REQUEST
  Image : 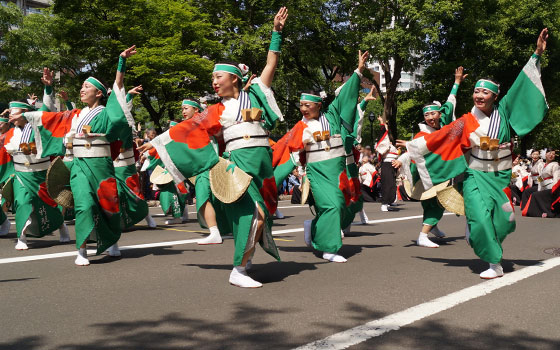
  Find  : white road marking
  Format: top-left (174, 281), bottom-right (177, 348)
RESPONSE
top-left (294, 256), bottom-right (560, 350)
top-left (0, 213), bottom-right (453, 265)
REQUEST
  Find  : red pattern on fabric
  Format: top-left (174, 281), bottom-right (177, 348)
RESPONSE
top-left (126, 174), bottom-right (143, 199)
top-left (259, 177), bottom-right (278, 216)
top-left (168, 105), bottom-right (223, 149)
top-left (177, 182), bottom-right (188, 194)
top-left (97, 178), bottom-right (119, 213)
top-left (350, 177), bottom-right (361, 203)
top-left (0, 129), bottom-right (14, 166)
top-left (423, 114), bottom-right (480, 161)
top-left (38, 182), bottom-right (58, 207)
top-left (521, 195), bottom-right (531, 216)
top-left (110, 140), bottom-right (122, 160)
top-left (41, 110), bottom-right (77, 137)
top-left (272, 121), bottom-right (307, 168)
top-left (503, 186), bottom-right (514, 212)
top-left (338, 170), bottom-right (352, 206)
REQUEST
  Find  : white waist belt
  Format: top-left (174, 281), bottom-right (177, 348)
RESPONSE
top-left (12, 153), bottom-right (50, 172)
top-left (223, 122), bottom-right (269, 152)
top-left (346, 153), bottom-right (355, 165)
top-left (540, 177), bottom-right (554, 189)
top-left (72, 136), bottom-right (111, 158)
top-left (468, 147), bottom-right (512, 172)
top-left (113, 148), bottom-right (135, 167)
top-left (383, 152), bottom-right (399, 162)
top-left (305, 137), bottom-right (345, 164)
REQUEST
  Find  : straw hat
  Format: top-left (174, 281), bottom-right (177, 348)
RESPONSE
top-left (436, 185), bottom-right (465, 216)
top-left (1, 177), bottom-right (14, 205)
top-left (209, 157), bottom-right (252, 204)
top-left (300, 176), bottom-right (310, 205)
top-left (150, 165), bottom-right (174, 185)
top-left (46, 157), bottom-right (74, 209)
top-left (409, 179), bottom-right (450, 200)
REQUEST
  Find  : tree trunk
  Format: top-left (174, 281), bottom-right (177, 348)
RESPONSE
top-left (382, 57), bottom-right (403, 142)
top-left (140, 92), bottom-right (164, 132)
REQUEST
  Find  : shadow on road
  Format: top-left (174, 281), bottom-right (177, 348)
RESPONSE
top-left (414, 256), bottom-right (544, 274)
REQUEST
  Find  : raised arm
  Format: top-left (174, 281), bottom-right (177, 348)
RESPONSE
top-left (115, 45), bottom-right (137, 90)
top-left (40, 67), bottom-right (56, 112)
top-left (260, 7), bottom-right (288, 88)
top-left (439, 66), bottom-right (468, 126)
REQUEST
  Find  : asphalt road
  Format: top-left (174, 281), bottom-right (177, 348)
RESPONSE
top-left (1, 200), bottom-right (559, 350)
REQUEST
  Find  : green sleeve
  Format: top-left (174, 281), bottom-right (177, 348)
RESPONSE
top-left (498, 54), bottom-right (548, 137)
top-left (325, 71), bottom-right (361, 134)
top-left (65, 101), bottom-right (74, 111)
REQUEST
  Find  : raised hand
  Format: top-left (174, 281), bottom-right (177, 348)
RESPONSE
top-left (57, 90), bottom-right (69, 101)
top-left (243, 74), bottom-right (257, 91)
top-left (41, 67), bottom-right (54, 86)
top-left (27, 93), bottom-right (38, 105)
top-left (535, 28), bottom-right (548, 56)
top-left (137, 142), bottom-right (153, 154)
top-left (121, 45), bottom-right (137, 59)
top-left (364, 85), bottom-right (377, 101)
top-left (358, 50), bottom-right (370, 73)
top-left (395, 139), bottom-right (408, 148)
top-left (128, 85), bottom-right (143, 95)
top-left (454, 66), bottom-right (468, 84)
top-left (1, 109), bottom-right (9, 117)
top-left (273, 7), bottom-right (288, 32)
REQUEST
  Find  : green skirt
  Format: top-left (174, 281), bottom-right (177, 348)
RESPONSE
top-left (115, 163), bottom-right (149, 228)
top-left (13, 170), bottom-right (63, 238)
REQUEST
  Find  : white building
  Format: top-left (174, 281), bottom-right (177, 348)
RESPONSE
top-left (369, 59), bottom-right (424, 93)
top-left (4, 0), bottom-right (50, 14)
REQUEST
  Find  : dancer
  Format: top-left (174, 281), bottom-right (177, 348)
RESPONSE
top-left (394, 66), bottom-right (467, 248)
top-left (6, 96), bottom-right (68, 250)
top-left (400, 29), bottom-right (549, 278)
top-left (15, 45), bottom-right (138, 265)
top-left (375, 117), bottom-right (399, 211)
top-left (300, 50), bottom-right (370, 263)
top-left (522, 149), bottom-right (559, 217)
top-left (140, 7), bottom-right (288, 287)
top-left (0, 110), bottom-right (14, 236)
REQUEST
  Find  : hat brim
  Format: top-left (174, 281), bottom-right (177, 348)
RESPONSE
top-left (46, 157), bottom-right (74, 209)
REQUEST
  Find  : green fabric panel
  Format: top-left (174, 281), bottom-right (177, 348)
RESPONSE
top-left (248, 84), bottom-right (280, 130)
top-left (325, 72), bottom-right (361, 135)
top-left (224, 146), bottom-right (280, 266)
top-left (421, 197), bottom-right (444, 226)
top-left (342, 162), bottom-right (363, 229)
top-left (425, 152), bottom-right (468, 185)
top-left (89, 92), bottom-right (130, 142)
top-left (0, 161), bottom-right (14, 184)
top-left (463, 168), bottom-right (515, 263)
top-left (439, 100), bottom-right (455, 126)
top-left (306, 156), bottom-right (346, 253)
top-left (37, 124), bottom-right (66, 157)
top-left (193, 171), bottom-right (230, 233)
top-left (13, 171), bottom-right (63, 238)
top-left (273, 157), bottom-right (296, 189)
top-left (115, 164), bottom-right (148, 228)
top-left (498, 55), bottom-right (548, 138)
top-left (71, 157), bottom-right (121, 254)
top-left (164, 141), bottom-right (219, 179)
top-left (0, 206), bottom-right (6, 225)
top-left (159, 182), bottom-right (185, 218)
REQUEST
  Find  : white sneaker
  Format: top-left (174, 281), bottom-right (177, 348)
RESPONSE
top-left (229, 266), bottom-right (262, 288)
top-left (275, 209), bottom-right (285, 219)
top-left (417, 233), bottom-right (439, 248)
top-left (75, 248), bottom-right (90, 266)
top-left (0, 219), bottom-right (10, 236)
top-left (59, 224), bottom-right (71, 243)
top-left (198, 226), bottom-right (223, 245)
top-left (145, 215), bottom-right (157, 228)
top-left (381, 205), bottom-right (389, 212)
top-left (322, 252), bottom-right (347, 263)
top-left (165, 217), bottom-right (182, 225)
top-left (106, 243), bottom-right (121, 257)
top-left (480, 263), bottom-right (504, 279)
top-left (430, 225), bottom-right (446, 238)
top-left (359, 209), bottom-right (369, 224)
top-left (304, 220), bottom-right (312, 247)
top-left (64, 219), bottom-right (75, 225)
top-left (15, 238), bottom-right (28, 250)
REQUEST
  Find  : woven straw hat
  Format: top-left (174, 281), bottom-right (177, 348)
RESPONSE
top-left (46, 157), bottom-right (74, 209)
top-left (1, 177), bottom-right (14, 205)
top-left (409, 179), bottom-right (450, 200)
top-left (436, 185), bottom-right (465, 216)
top-left (150, 165), bottom-right (174, 185)
top-left (300, 176), bottom-right (310, 205)
top-left (209, 157), bottom-right (252, 204)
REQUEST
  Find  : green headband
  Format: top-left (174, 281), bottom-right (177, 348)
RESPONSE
top-left (422, 105), bottom-right (440, 114)
top-left (85, 77), bottom-right (108, 97)
top-left (9, 101), bottom-right (35, 111)
top-left (300, 93), bottom-right (322, 103)
top-left (475, 79), bottom-right (499, 95)
top-left (0, 117), bottom-right (9, 123)
top-left (170, 121), bottom-right (179, 127)
top-left (182, 100), bottom-right (203, 111)
top-left (213, 64), bottom-right (242, 79)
